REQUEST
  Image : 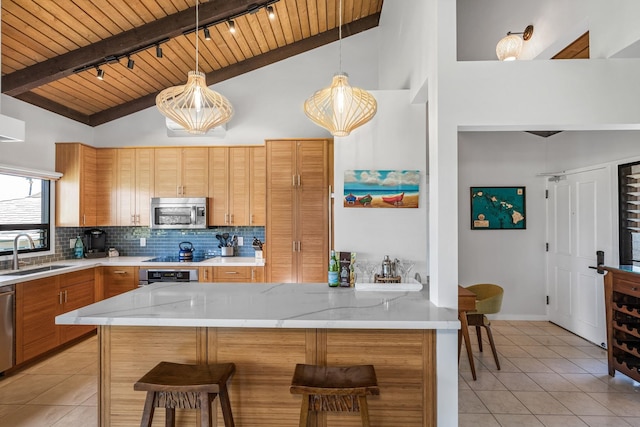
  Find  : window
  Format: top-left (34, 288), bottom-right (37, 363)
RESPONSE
top-left (0, 173), bottom-right (51, 256)
top-left (619, 161), bottom-right (640, 266)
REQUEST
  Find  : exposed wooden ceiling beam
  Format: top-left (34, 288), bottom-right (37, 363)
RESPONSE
top-left (2, 0), bottom-right (272, 96)
top-left (89, 13), bottom-right (381, 126)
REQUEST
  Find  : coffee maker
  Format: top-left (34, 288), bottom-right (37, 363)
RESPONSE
top-left (83, 229), bottom-right (107, 258)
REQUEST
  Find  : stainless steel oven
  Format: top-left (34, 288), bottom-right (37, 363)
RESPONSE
top-left (138, 269), bottom-right (199, 287)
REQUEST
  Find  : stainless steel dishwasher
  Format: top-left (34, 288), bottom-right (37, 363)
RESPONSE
top-left (0, 284), bottom-right (15, 373)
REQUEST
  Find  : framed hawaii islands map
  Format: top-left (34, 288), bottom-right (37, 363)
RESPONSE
top-left (470, 187), bottom-right (526, 230)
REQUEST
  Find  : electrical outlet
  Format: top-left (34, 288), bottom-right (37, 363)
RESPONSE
top-left (140, 237), bottom-right (146, 247)
top-left (237, 236), bottom-right (243, 246)
top-left (69, 238), bottom-right (75, 249)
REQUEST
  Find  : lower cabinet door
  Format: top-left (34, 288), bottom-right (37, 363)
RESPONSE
top-left (59, 280), bottom-right (96, 343)
top-left (17, 277), bottom-right (60, 363)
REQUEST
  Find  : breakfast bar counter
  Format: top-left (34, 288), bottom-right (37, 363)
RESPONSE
top-left (57, 282), bottom-right (458, 426)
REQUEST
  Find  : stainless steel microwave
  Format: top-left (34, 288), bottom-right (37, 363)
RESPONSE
top-left (150, 197), bottom-right (207, 229)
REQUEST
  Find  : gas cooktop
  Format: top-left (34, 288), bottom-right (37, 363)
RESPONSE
top-left (143, 255), bottom-right (214, 263)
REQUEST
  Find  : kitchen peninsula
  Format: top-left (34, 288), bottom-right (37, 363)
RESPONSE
top-left (57, 282), bottom-right (458, 427)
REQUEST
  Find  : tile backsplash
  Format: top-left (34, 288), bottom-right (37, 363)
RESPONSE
top-left (0, 226), bottom-right (265, 270)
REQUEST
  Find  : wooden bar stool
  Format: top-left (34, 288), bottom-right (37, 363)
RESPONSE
top-left (290, 364), bottom-right (379, 427)
top-left (134, 361), bottom-right (235, 427)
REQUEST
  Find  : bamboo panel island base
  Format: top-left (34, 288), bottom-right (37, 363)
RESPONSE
top-left (56, 282), bottom-right (459, 426)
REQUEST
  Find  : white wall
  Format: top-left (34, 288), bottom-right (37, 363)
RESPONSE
top-left (0, 95), bottom-right (93, 171)
top-left (333, 90), bottom-right (428, 280)
top-left (458, 131), bottom-right (548, 318)
top-left (93, 29), bottom-right (379, 148)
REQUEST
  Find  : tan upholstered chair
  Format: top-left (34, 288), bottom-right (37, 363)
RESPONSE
top-left (465, 284), bottom-right (504, 370)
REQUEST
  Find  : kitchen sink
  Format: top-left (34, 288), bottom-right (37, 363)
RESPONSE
top-left (0, 265), bottom-right (71, 276)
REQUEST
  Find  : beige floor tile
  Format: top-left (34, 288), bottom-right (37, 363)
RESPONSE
top-left (560, 374), bottom-right (620, 393)
top-left (461, 371), bottom-right (507, 391)
top-left (50, 404), bottom-right (98, 427)
top-left (66, 336), bottom-right (97, 353)
top-left (77, 362), bottom-right (98, 376)
top-left (29, 375), bottom-right (97, 406)
top-left (521, 346), bottom-right (562, 358)
top-left (575, 346), bottom-right (607, 359)
top-left (80, 392), bottom-right (98, 407)
top-left (494, 413), bottom-right (545, 426)
top-left (548, 346), bottom-right (594, 359)
top-left (530, 336), bottom-right (569, 346)
top-left (0, 373), bottom-right (27, 389)
top-left (515, 326), bottom-right (552, 336)
top-left (494, 373), bottom-right (543, 391)
top-left (512, 391), bottom-right (572, 415)
top-left (527, 373), bottom-right (580, 392)
top-left (0, 404), bottom-right (73, 427)
top-left (0, 374), bottom-right (69, 404)
top-left (459, 413), bottom-right (500, 426)
top-left (507, 335), bottom-right (543, 346)
top-left (509, 358), bottom-right (555, 373)
top-left (494, 357), bottom-right (523, 373)
top-left (623, 417), bottom-right (640, 427)
top-left (493, 335), bottom-right (518, 346)
top-left (459, 389), bottom-right (490, 414)
top-left (459, 375), bottom-right (472, 390)
top-left (492, 325), bottom-right (524, 336)
top-left (548, 391), bottom-right (614, 416)
top-left (587, 393), bottom-right (640, 417)
top-left (601, 374), bottom-right (640, 393)
top-left (537, 358), bottom-right (588, 374)
top-left (557, 335), bottom-right (594, 346)
top-left (579, 415), bottom-right (633, 426)
top-left (0, 403), bottom-right (24, 419)
top-left (24, 352), bottom-right (96, 375)
top-left (570, 359), bottom-right (609, 375)
top-left (475, 390), bottom-right (530, 414)
top-left (498, 346), bottom-right (531, 358)
top-left (536, 414), bottom-right (589, 427)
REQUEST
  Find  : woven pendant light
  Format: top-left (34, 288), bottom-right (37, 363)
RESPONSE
top-left (303, 0), bottom-right (376, 136)
top-left (156, 0), bottom-right (233, 134)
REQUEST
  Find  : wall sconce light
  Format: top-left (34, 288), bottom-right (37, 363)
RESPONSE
top-left (127, 56), bottom-right (135, 70)
top-left (228, 20), bottom-right (236, 34)
top-left (267, 5), bottom-right (275, 19)
top-left (203, 26), bottom-right (211, 40)
top-left (156, 44), bottom-right (163, 58)
top-left (96, 67), bottom-right (105, 80)
top-left (496, 25), bottom-right (534, 61)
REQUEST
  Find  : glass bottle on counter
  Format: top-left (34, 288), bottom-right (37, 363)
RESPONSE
top-left (328, 250), bottom-right (339, 287)
top-left (74, 236), bottom-right (84, 259)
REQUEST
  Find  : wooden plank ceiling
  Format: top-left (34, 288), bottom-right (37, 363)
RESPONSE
top-left (1, 0), bottom-right (383, 126)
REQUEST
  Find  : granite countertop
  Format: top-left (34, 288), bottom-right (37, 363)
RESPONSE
top-left (55, 282), bottom-right (459, 330)
top-left (0, 256), bottom-right (264, 286)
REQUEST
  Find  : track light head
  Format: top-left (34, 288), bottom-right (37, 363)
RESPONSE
top-left (204, 27), bottom-right (211, 40)
top-left (127, 57), bottom-right (135, 69)
top-left (267, 5), bottom-right (275, 19)
top-left (228, 20), bottom-right (236, 34)
top-left (156, 45), bottom-right (163, 58)
top-left (96, 67), bottom-right (105, 80)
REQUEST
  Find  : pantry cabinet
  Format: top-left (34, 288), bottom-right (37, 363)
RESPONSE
top-left (117, 148), bottom-right (154, 226)
top-left (55, 143), bottom-right (98, 227)
top-left (96, 148), bottom-right (117, 226)
top-left (250, 146), bottom-right (266, 226)
top-left (154, 147), bottom-right (208, 197)
top-left (265, 139), bottom-right (331, 283)
top-left (16, 269), bottom-right (96, 364)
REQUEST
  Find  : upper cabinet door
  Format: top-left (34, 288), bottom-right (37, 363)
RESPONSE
top-left (153, 148), bottom-right (209, 197)
top-left (208, 147), bottom-right (229, 226)
top-left (154, 148), bottom-right (181, 197)
top-left (55, 143), bottom-right (98, 227)
top-left (228, 147), bottom-right (250, 226)
top-left (250, 146), bottom-right (266, 226)
top-left (96, 149), bottom-right (117, 226)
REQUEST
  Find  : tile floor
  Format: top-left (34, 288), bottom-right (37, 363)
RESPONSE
top-left (0, 321), bottom-right (639, 426)
top-left (460, 320), bottom-right (640, 427)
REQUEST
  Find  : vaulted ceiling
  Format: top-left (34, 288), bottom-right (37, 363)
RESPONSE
top-left (1, 0), bottom-right (383, 126)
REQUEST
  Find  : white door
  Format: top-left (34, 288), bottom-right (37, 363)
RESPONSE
top-left (546, 166), bottom-right (612, 347)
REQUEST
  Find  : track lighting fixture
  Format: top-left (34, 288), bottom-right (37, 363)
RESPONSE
top-left (228, 20), bottom-right (236, 34)
top-left (96, 67), bottom-right (105, 80)
top-left (267, 5), bottom-right (275, 19)
top-left (156, 45), bottom-right (163, 58)
top-left (203, 26), bottom-right (211, 40)
top-left (127, 56), bottom-right (135, 70)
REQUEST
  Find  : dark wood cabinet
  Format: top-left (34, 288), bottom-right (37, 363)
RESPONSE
top-left (604, 267), bottom-right (640, 382)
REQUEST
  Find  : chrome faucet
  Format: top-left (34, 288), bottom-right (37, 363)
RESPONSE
top-left (13, 234), bottom-right (35, 270)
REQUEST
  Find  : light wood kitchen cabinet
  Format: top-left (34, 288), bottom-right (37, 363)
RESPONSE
top-left (201, 266), bottom-right (265, 282)
top-left (266, 139), bottom-right (331, 283)
top-left (55, 143), bottom-right (98, 227)
top-left (154, 147), bottom-right (208, 197)
top-left (96, 148), bottom-right (117, 226)
top-left (102, 266), bottom-right (138, 298)
top-left (208, 146), bottom-right (265, 226)
top-left (16, 269), bottom-right (96, 364)
top-left (117, 148), bottom-right (154, 226)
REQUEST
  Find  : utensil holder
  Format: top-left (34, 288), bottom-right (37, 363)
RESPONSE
top-left (221, 247), bottom-right (234, 257)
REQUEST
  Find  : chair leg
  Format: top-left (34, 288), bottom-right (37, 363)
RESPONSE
top-left (475, 325), bottom-right (483, 352)
top-left (484, 325), bottom-right (501, 370)
top-left (140, 392), bottom-right (155, 427)
top-left (298, 394), bottom-right (310, 427)
top-left (219, 384), bottom-right (235, 427)
top-left (165, 407), bottom-right (175, 427)
top-left (358, 395), bottom-right (372, 427)
top-left (199, 392), bottom-right (211, 427)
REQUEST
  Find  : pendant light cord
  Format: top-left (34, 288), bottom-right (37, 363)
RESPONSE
top-left (195, 0), bottom-right (199, 72)
top-left (338, 0), bottom-right (342, 73)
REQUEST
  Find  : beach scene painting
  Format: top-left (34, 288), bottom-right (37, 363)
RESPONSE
top-left (344, 170), bottom-right (420, 208)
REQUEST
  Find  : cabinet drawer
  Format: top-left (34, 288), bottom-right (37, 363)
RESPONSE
top-left (103, 267), bottom-right (137, 298)
top-left (614, 277), bottom-right (640, 298)
top-left (213, 266), bottom-right (251, 282)
top-left (59, 268), bottom-right (94, 287)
